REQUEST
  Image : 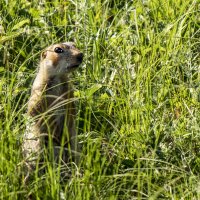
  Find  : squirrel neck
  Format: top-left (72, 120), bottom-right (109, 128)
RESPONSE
top-left (32, 62), bottom-right (69, 93)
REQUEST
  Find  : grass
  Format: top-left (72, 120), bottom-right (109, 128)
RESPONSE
top-left (0, 0), bottom-right (199, 199)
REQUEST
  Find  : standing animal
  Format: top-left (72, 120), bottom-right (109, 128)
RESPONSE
top-left (23, 42), bottom-right (83, 173)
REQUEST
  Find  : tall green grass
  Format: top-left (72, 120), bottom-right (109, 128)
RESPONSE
top-left (0, 0), bottom-right (199, 199)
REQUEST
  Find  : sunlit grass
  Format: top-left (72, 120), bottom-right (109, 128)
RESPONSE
top-left (0, 0), bottom-right (199, 199)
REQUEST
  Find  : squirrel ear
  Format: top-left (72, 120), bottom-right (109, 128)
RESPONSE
top-left (41, 51), bottom-right (47, 59)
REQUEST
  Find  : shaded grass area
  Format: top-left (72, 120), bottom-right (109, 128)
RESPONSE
top-left (0, 0), bottom-right (199, 199)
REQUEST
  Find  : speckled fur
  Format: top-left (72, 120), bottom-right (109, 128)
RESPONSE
top-left (23, 42), bottom-right (83, 172)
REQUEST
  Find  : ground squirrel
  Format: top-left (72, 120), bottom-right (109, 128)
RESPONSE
top-left (23, 42), bottom-right (83, 171)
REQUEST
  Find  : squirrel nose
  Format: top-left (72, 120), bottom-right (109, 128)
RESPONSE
top-left (77, 53), bottom-right (83, 62)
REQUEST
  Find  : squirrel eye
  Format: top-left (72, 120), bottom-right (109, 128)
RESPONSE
top-left (54, 47), bottom-right (64, 53)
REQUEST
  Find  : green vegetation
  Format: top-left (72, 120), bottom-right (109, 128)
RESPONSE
top-left (0, 0), bottom-right (199, 199)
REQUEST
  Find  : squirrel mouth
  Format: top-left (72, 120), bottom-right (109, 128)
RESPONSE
top-left (67, 54), bottom-right (83, 69)
top-left (67, 53), bottom-right (83, 69)
top-left (69, 64), bottom-right (80, 69)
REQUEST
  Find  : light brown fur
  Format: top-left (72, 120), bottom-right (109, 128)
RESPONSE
top-left (23, 42), bottom-right (83, 171)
